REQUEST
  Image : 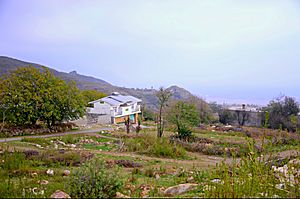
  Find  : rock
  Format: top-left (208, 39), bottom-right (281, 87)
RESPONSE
top-left (70, 144), bottom-right (76, 148)
top-left (115, 192), bottom-right (130, 198)
top-left (164, 183), bottom-right (198, 196)
top-left (289, 159), bottom-right (300, 165)
top-left (211, 179), bottom-right (222, 184)
top-left (57, 140), bottom-right (66, 146)
top-left (63, 170), bottom-right (70, 176)
top-left (186, 176), bottom-right (195, 183)
top-left (31, 172), bottom-right (38, 177)
top-left (155, 174), bottom-right (160, 180)
top-left (50, 190), bottom-right (70, 198)
top-left (275, 183), bottom-right (285, 190)
top-left (54, 144), bottom-right (58, 149)
top-left (39, 180), bottom-right (49, 185)
top-left (46, 169), bottom-right (54, 176)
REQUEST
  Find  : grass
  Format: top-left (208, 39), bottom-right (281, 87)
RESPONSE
top-left (124, 133), bottom-right (187, 159)
top-left (21, 137), bottom-right (51, 147)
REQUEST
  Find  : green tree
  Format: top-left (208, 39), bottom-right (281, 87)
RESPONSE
top-left (265, 96), bottom-right (299, 131)
top-left (0, 66), bottom-right (85, 128)
top-left (81, 90), bottom-right (107, 105)
top-left (166, 100), bottom-right (200, 139)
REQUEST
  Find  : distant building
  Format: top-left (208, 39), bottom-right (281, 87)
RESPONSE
top-left (227, 104), bottom-right (264, 127)
top-left (86, 92), bottom-right (142, 124)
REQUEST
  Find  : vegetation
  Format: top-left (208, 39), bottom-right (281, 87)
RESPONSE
top-left (124, 133), bottom-right (187, 159)
top-left (81, 90), bottom-right (107, 105)
top-left (264, 95), bottom-right (299, 131)
top-left (0, 67), bottom-right (85, 129)
top-left (68, 158), bottom-right (123, 198)
top-left (166, 100), bottom-right (200, 139)
top-left (156, 87), bottom-right (172, 138)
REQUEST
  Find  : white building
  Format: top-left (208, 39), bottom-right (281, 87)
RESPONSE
top-left (86, 92), bottom-right (142, 124)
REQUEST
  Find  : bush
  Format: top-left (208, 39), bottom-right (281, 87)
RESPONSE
top-left (124, 133), bottom-right (187, 159)
top-left (68, 158), bottom-right (123, 198)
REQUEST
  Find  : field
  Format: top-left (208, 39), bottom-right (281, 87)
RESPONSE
top-left (0, 126), bottom-right (299, 198)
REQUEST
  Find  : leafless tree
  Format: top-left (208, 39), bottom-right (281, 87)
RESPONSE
top-left (156, 87), bottom-right (172, 138)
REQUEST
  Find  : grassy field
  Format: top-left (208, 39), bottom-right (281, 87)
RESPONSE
top-left (0, 127), bottom-right (299, 198)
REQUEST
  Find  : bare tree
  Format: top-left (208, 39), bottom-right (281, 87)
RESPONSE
top-left (156, 87), bottom-right (172, 138)
top-left (235, 110), bottom-right (249, 126)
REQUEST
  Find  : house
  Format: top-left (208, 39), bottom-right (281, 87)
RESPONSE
top-left (86, 92), bottom-right (142, 124)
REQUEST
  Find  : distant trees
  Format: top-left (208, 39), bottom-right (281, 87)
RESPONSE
top-left (81, 90), bottom-right (107, 105)
top-left (166, 100), bottom-right (200, 139)
top-left (0, 67), bottom-right (85, 128)
top-left (264, 96), bottom-right (299, 131)
top-left (219, 110), bottom-right (236, 125)
top-left (186, 96), bottom-right (214, 124)
top-left (156, 87), bottom-right (172, 138)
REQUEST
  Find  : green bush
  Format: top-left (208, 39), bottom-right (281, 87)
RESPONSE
top-left (68, 158), bottom-right (123, 198)
top-left (124, 133), bottom-right (187, 159)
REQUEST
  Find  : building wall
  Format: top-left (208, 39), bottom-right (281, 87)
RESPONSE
top-left (86, 113), bottom-right (111, 125)
top-left (227, 110), bottom-right (264, 127)
top-left (87, 102), bottom-right (111, 115)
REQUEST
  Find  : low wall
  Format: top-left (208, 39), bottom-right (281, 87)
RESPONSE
top-left (86, 113), bottom-right (111, 125)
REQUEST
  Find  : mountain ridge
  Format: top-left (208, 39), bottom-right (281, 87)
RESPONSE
top-left (0, 56), bottom-right (195, 109)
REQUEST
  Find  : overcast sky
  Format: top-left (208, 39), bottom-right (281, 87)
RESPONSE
top-left (0, 0), bottom-right (300, 105)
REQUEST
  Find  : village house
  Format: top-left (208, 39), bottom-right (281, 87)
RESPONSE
top-left (86, 92), bottom-right (142, 124)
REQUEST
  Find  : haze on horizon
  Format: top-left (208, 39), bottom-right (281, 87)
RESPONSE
top-left (0, 0), bottom-right (300, 105)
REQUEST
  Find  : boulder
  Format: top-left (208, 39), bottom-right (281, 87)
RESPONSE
top-left (39, 180), bottom-right (49, 185)
top-left (50, 190), bottom-right (70, 198)
top-left (186, 176), bottom-right (195, 183)
top-left (164, 183), bottom-right (198, 196)
top-left (46, 169), bottom-right (54, 176)
top-left (63, 170), bottom-right (70, 176)
top-left (115, 192), bottom-right (130, 198)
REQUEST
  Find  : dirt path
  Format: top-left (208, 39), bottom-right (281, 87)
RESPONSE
top-left (0, 127), bottom-right (114, 143)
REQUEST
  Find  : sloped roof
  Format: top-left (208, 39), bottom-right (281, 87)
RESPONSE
top-left (88, 93), bottom-right (142, 106)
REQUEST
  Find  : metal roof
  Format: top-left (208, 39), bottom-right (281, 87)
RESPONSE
top-left (88, 93), bottom-right (142, 107)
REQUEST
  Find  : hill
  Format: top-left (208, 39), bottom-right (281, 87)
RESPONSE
top-left (0, 56), bottom-right (195, 109)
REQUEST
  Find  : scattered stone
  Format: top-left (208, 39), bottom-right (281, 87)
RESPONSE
top-left (46, 169), bottom-right (54, 176)
top-left (115, 192), bottom-right (130, 198)
top-left (57, 140), bottom-right (66, 146)
top-left (31, 172), bottom-right (38, 177)
top-left (50, 190), bottom-right (70, 199)
top-left (275, 183), bottom-right (285, 190)
top-left (155, 174), bottom-right (160, 180)
top-left (140, 184), bottom-right (152, 198)
top-left (163, 183), bottom-right (198, 196)
top-left (39, 180), bottom-right (49, 185)
top-left (186, 176), bottom-right (195, 183)
top-left (63, 170), bottom-right (70, 176)
top-left (211, 179), bottom-right (222, 184)
top-left (54, 144), bottom-right (58, 149)
top-left (70, 144), bottom-right (76, 148)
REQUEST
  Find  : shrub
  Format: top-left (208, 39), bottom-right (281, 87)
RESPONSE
top-left (124, 133), bottom-right (187, 159)
top-left (68, 158), bottom-right (123, 198)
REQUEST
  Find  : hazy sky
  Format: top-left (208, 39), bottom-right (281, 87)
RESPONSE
top-left (0, 0), bottom-right (300, 105)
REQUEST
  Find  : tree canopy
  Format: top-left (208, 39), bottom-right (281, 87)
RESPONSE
top-left (0, 66), bottom-right (85, 128)
top-left (81, 90), bottom-right (107, 105)
top-left (166, 100), bottom-right (200, 139)
top-left (265, 96), bottom-right (299, 131)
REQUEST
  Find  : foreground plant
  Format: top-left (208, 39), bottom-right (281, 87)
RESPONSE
top-left (68, 158), bottom-right (123, 198)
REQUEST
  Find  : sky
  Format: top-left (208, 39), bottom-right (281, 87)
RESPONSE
top-left (0, 0), bottom-right (300, 105)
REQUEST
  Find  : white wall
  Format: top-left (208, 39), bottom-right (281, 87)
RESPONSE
top-left (87, 102), bottom-right (111, 115)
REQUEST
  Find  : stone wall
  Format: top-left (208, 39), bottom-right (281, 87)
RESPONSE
top-left (86, 113), bottom-right (111, 125)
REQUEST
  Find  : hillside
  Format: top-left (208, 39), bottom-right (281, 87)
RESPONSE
top-left (0, 56), bottom-right (195, 109)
